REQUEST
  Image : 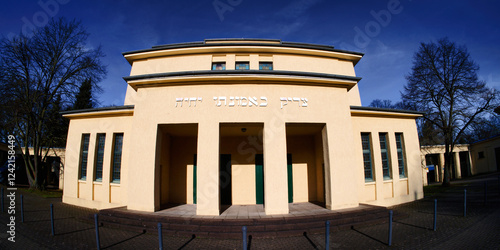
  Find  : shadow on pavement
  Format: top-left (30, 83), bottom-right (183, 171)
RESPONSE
top-left (102, 230), bottom-right (146, 249)
top-left (55, 226), bottom-right (95, 236)
top-left (247, 235), bottom-right (252, 250)
top-left (178, 234), bottom-right (196, 250)
top-left (302, 232), bottom-right (318, 249)
top-left (351, 226), bottom-right (387, 246)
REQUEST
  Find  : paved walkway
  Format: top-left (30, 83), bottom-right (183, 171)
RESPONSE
top-left (155, 202), bottom-right (342, 219)
top-left (0, 173), bottom-right (499, 249)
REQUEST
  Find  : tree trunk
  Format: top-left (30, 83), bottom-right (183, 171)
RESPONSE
top-left (442, 143), bottom-right (452, 186)
top-left (442, 154), bottom-right (451, 186)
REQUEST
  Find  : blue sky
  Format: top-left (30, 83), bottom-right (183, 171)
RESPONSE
top-left (1, 0), bottom-right (499, 107)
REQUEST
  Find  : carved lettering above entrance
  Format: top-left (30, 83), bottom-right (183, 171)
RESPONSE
top-left (174, 96), bottom-right (308, 109)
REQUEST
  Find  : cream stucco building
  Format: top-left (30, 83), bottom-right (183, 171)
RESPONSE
top-left (62, 39), bottom-right (424, 215)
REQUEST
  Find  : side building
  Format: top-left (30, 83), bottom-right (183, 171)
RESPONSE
top-left (62, 39), bottom-right (424, 215)
top-left (421, 135), bottom-right (500, 186)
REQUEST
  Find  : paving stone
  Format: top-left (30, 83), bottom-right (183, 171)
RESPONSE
top-left (0, 172), bottom-right (499, 249)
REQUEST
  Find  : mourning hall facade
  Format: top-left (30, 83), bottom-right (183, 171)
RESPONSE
top-left (62, 39), bottom-right (424, 215)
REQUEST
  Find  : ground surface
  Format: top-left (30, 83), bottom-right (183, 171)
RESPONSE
top-left (0, 173), bottom-right (499, 249)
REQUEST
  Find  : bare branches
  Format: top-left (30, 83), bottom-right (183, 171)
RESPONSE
top-left (402, 37), bottom-right (499, 185)
top-left (0, 17), bottom-right (106, 189)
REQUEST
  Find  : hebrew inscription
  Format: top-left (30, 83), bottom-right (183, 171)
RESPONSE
top-left (175, 96), bottom-right (307, 108)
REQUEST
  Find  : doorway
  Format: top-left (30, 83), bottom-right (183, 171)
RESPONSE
top-left (255, 154), bottom-right (264, 205)
top-left (219, 123), bottom-right (264, 206)
top-left (156, 124), bottom-right (198, 210)
top-left (219, 154), bottom-right (232, 205)
top-left (285, 123), bottom-right (327, 206)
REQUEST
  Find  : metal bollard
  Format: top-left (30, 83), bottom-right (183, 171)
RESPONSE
top-left (21, 194), bottom-right (24, 223)
top-left (158, 223), bottom-right (163, 250)
top-left (50, 204), bottom-right (55, 236)
top-left (433, 199), bottom-right (437, 231)
top-left (1, 187), bottom-right (4, 213)
top-left (463, 189), bottom-right (467, 218)
top-left (325, 220), bottom-right (330, 249)
top-left (94, 214), bottom-right (101, 250)
top-left (388, 210), bottom-right (393, 246)
top-left (242, 226), bottom-right (247, 250)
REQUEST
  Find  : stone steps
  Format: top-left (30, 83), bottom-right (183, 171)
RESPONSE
top-left (95, 205), bottom-right (396, 238)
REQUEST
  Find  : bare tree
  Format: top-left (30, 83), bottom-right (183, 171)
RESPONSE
top-left (0, 18), bottom-right (106, 189)
top-left (402, 38), bottom-right (498, 186)
top-left (369, 99), bottom-right (395, 109)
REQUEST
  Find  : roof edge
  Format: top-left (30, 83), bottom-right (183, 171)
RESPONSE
top-left (60, 105), bottom-right (134, 115)
top-left (122, 39), bottom-right (363, 57)
top-left (350, 106), bottom-right (425, 115)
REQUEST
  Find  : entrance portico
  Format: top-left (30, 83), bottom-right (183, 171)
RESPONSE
top-left (62, 39), bottom-right (424, 215)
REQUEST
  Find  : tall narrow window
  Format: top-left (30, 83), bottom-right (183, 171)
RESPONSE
top-left (235, 61), bottom-right (249, 70)
top-left (259, 62), bottom-right (273, 70)
top-left (395, 133), bottom-right (407, 178)
top-left (79, 134), bottom-right (90, 180)
top-left (111, 133), bottom-right (124, 183)
top-left (379, 133), bottom-right (392, 180)
top-left (361, 133), bottom-right (374, 182)
top-left (212, 62), bottom-right (226, 70)
top-left (94, 133), bottom-right (106, 181)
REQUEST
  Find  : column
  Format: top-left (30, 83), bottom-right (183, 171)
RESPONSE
top-left (196, 121), bottom-right (220, 216)
top-left (263, 122), bottom-right (289, 215)
top-left (454, 152), bottom-right (462, 179)
top-left (422, 155), bottom-right (428, 186)
top-left (438, 153), bottom-right (445, 182)
top-left (322, 127), bottom-right (332, 209)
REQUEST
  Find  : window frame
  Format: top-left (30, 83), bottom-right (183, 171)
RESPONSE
top-left (379, 133), bottom-right (392, 180)
top-left (478, 151), bottom-right (485, 159)
top-left (79, 134), bottom-right (90, 180)
top-left (111, 133), bottom-right (124, 183)
top-left (395, 133), bottom-right (407, 178)
top-left (235, 61), bottom-right (250, 70)
top-left (94, 133), bottom-right (106, 182)
top-left (259, 62), bottom-right (273, 70)
top-left (361, 133), bottom-right (375, 182)
top-left (212, 62), bottom-right (226, 70)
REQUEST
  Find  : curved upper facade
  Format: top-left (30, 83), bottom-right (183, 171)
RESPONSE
top-left (122, 39), bottom-right (364, 106)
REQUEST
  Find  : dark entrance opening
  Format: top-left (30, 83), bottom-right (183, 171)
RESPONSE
top-left (287, 154), bottom-right (293, 203)
top-left (219, 154), bottom-right (232, 205)
top-left (255, 154), bottom-right (264, 205)
top-left (425, 154), bottom-right (440, 183)
top-left (459, 151), bottom-right (471, 178)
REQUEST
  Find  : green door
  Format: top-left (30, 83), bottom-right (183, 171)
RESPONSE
top-left (220, 154), bottom-right (232, 205)
top-left (193, 154), bottom-right (197, 204)
top-left (287, 154), bottom-right (293, 203)
top-left (255, 154), bottom-right (264, 204)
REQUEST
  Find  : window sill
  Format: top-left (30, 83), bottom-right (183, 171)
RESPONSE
top-left (110, 182), bottom-right (121, 186)
top-left (399, 177), bottom-right (408, 181)
top-left (78, 179), bottom-right (86, 183)
top-left (383, 179), bottom-right (393, 183)
top-left (93, 181), bottom-right (103, 185)
top-left (365, 181), bottom-right (376, 185)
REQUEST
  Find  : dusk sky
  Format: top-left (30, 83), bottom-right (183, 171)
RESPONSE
top-left (1, 0), bottom-right (499, 107)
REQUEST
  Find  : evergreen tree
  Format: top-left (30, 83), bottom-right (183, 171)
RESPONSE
top-left (73, 78), bottom-right (95, 110)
